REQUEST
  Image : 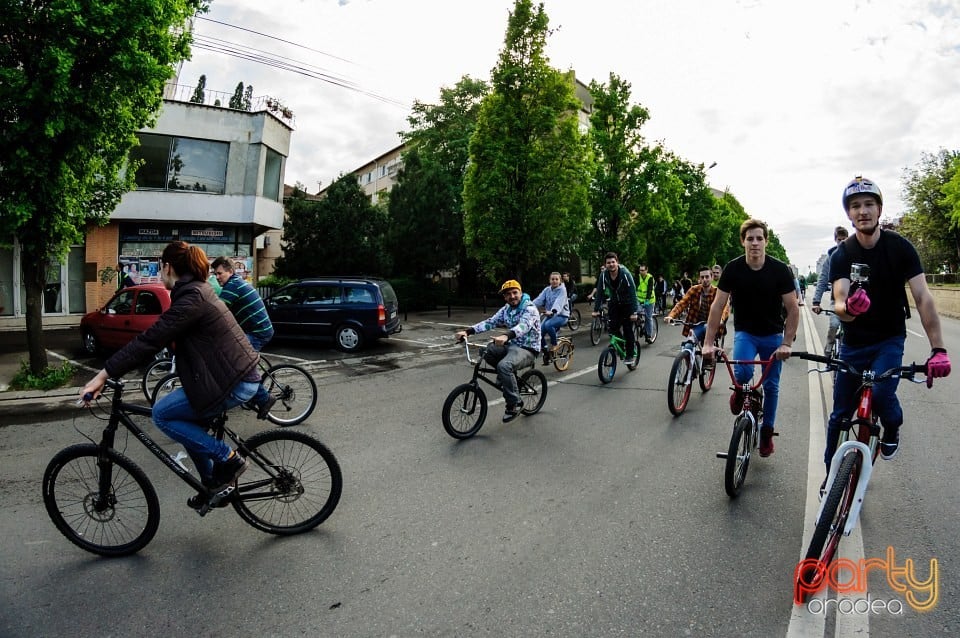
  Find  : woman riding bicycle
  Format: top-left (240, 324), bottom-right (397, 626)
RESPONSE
top-left (80, 241), bottom-right (262, 493)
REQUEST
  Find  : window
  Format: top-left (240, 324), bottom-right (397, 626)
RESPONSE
top-left (343, 287), bottom-right (374, 304)
top-left (264, 147), bottom-right (282, 201)
top-left (379, 165), bottom-right (387, 177)
top-left (135, 291), bottom-right (163, 315)
top-left (130, 133), bottom-right (228, 194)
top-left (107, 291), bottom-right (136, 315)
top-left (303, 286), bottom-right (340, 305)
top-left (130, 134), bottom-right (171, 189)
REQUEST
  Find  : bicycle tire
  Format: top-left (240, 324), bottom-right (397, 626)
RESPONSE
top-left (648, 316), bottom-right (658, 343)
top-left (262, 364), bottom-right (318, 426)
top-left (598, 347), bottom-right (617, 384)
top-left (698, 356), bottom-right (716, 392)
top-left (568, 308), bottom-right (581, 331)
top-left (519, 369), bottom-right (548, 415)
top-left (667, 353), bottom-right (692, 416)
top-left (42, 444), bottom-right (160, 557)
top-left (590, 317), bottom-right (603, 346)
top-left (553, 341), bottom-right (573, 372)
top-left (805, 452), bottom-right (858, 564)
top-left (233, 429), bottom-right (342, 535)
top-left (141, 357), bottom-right (175, 403)
top-left (724, 415), bottom-right (753, 498)
top-left (442, 383), bottom-right (488, 439)
top-left (149, 372), bottom-right (182, 406)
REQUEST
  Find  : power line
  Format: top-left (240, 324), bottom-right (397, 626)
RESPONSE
top-left (197, 16), bottom-right (356, 65)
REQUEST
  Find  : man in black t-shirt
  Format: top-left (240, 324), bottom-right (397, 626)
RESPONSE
top-left (704, 218), bottom-right (799, 458)
top-left (824, 177), bottom-right (950, 475)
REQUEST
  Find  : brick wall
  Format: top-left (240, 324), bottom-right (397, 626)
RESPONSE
top-left (84, 223), bottom-right (120, 311)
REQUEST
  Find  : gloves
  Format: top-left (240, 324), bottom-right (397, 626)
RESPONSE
top-left (846, 288), bottom-right (871, 316)
top-left (926, 349), bottom-right (951, 388)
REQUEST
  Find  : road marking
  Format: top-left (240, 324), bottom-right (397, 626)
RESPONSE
top-left (389, 336), bottom-right (449, 347)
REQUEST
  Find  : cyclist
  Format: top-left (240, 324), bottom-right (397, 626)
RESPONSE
top-left (710, 264), bottom-right (722, 288)
top-left (703, 218), bottom-right (799, 457)
top-left (655, 274), bottom-right (668, 314)
top-left (664, 266), bottom-right (727, 345)
top-left (825, 177), bottom-right (950, 474)
top-left (592, 252), bottom-right (639, 365)
top-left (561, 272), bottom-right (577, 307)
top-left (811, 226), bottom-right (849, 357)
top-left (454, 280), bottom-right (541, 423)
top-left (532, 272), bottom-right (569, 364)
top-left (635, 263), bottom-right (656, 343)
top-left (80, 241), bottom-right (260, 493)
top-left (211, 256), bottom-right (276, 418)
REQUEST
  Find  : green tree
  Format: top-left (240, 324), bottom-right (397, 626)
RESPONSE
top-left (228, 81), bottom-right (244, 109)
top-left (899, 149), bottom-right (960, 272)
top-left (0, 0), bottom-right (206, 374)
top-left (242, 84), bottom-right (253, 111)
top-left (462, 0), bottom-right (592, 285)
top-left (189, 74), bottom-right (206, 103)
top-left (274, 175), bottom-right (389, 277)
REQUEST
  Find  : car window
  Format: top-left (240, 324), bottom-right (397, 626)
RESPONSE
top-left (303, 286), bottom-right (341, 305)
top-left (106, 290), bottom-right (136, 315)
top-left (343, 287), bottom-right (374, 304)
top-left (135, 291), bottom-right (163, 315)
top-left (378, 282), bottom-right (398, 306)
top-left (270, 285), bottom-right (307, 306)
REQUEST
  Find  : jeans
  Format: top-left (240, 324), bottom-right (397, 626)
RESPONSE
top-left (497, 345), bottom-right (535, 408)
top-left (153, 379), bottom-right (259, 482)
top-left (692, 323), bottom-right (707, 345)
top-left (824, 335), bottom-right (905, 468)
top-left (246, 331), bottom-right (273, 406)
top-left (608, 304), bottom-right (636, 359)
top-left (732, 331), bottom-right (784, 430)
top-left (824, 312), bottom-right (841, 356)
top-left (541, 314), bottom-right (568, 347)
top-left (640, 301), bottom-right (655, 340)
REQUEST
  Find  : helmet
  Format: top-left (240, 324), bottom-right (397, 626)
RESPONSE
top-left (842, 176), bottom-right (882, 210)
top-left (499, 279), bottom-right (522, 294)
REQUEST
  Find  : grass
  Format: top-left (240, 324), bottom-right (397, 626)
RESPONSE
top-left (9, 360), bottom-right (75, 391)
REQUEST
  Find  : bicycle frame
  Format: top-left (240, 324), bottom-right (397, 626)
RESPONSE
top-left (461, 339), bottom-right (529, 393)
top-left (716, 352), bottom-right (779, 410)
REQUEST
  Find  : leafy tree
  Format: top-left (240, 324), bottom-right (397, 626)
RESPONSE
top-left (0, 0), bottom-right (206, 373)
top-left (462, 0), bottom-right (592, 285)
top-left (242, 84), bottom-right (253, 111)
top-left (189, 74), bottom-right (206, 103)
top-left (228, 81), bottom-right (244, 109)
top-left (899, 149), bottom-right (960, 272)
top-left (274, 175), bottom-right (389, 277)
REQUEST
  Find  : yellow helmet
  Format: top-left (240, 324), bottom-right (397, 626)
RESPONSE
top-left (499, 279), bottom-right (522, 294)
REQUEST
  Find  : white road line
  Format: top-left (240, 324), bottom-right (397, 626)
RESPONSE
top-left (389, 336), bottom-right (449, 347)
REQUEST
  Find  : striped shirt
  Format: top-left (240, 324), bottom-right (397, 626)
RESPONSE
top-left (219, 273), bottom-right (274, 338)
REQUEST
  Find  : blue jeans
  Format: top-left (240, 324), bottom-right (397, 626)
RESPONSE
top-left (640, 301), bottom-right (655, 339)
top-left (692, 323), bottom-right (707, 345)
top-left (497, 345), bottom-right (535, 408)
top-left (246, 331), bottom-right (273, 406)
top-left (541, 314), bottom-right (568, 347)
top-left (153, 379), bottom-right (259, 482)
top-left (732, 331), bottom-right (784, 430)
top-left (824, 335), bottom-right (905, 468)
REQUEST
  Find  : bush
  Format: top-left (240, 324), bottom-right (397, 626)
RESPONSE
top-left (390, 277), bottom-right (452, 311)
top-left (10, 360), bottom-right (75, 391)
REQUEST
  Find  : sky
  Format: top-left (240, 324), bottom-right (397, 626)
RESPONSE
top-left (178, 0), bottom-right (960, 275)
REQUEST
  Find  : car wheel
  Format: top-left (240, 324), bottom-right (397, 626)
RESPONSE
top-left (335, 325), bottom-right (364, 353)
top-left (81, 331), bottom-right (99, 356)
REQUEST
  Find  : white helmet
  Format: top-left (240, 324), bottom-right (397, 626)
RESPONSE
top-left (842, 176), bottom-right (882, 211)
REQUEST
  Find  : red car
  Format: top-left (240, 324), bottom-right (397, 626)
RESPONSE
top-left (80, 284), bottom-right (171, 355)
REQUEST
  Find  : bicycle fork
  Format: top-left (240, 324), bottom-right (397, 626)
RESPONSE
top-left (817, 440), bottom-right (874, 536)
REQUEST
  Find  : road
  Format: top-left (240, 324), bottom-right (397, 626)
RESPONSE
top-left (1, 308), bottom-right (957, 637)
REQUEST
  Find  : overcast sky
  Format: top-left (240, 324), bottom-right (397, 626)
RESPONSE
top-left (179, 0), bottom-right (960, 275)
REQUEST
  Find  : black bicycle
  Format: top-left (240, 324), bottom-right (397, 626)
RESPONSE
top-left (590, 303), bottom-right (606, 346)
top-left (43, 378), bottom-right (342, 557)
top-left (634, 308), bottom-right (659, 345)
top-left (566, 294), bottom-right (581, 331)
top-left (442, 339), bottom-right (548, 439)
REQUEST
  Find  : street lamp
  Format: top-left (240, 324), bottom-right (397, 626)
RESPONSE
top-left (707, 161), bottom-right (717, 170)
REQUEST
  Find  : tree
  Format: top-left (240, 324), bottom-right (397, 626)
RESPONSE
top-left (189, 74), bottom-right (206, 103)
top-left (274, 175), bottom-right (389, 277)
top-left (228, 81), bottom-right (244, 109)
top-left (899, 149), bottom-right (960, 272)
top-left (242, 84), bottom-right (253, 111)
top-left (0, 0), bottom-right (206, 374)
top-left (462, 0), bottom-right (592, 285)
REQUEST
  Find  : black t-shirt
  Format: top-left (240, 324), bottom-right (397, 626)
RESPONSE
top-left (718, 255), bottom-right (795, 336)
top-left (829, 230), bottom-right (922, 347)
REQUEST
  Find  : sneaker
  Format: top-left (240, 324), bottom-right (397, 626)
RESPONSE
top-left (256, 395), bottom-right (277, 420)
top-left (880, 427), bottom-right (900, 460)
top-left (729, 392), bottom-right (743, 415)
top-left (210, 451), bottom-right (247, 489)
top-left (502, 404), bottom-right (521, 423)
top-left (645, 338), bottom-right (653, 344)
top-left (759, 427), bottom-right (775, 457)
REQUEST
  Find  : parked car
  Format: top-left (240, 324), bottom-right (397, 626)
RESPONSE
top-left (80, 284), bottom-right (172, 355)
top-left (265, 277), bottom-right (402, 353)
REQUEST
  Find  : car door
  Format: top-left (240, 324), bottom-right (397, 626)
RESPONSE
top-left (266, 284), bottom-right (308, 337)
top-left (130, 289), bottom-right (165, 337)
top-left (297, 284), bottom-right (342, 337)
top-left (97, 290), bottom-right (138, 350)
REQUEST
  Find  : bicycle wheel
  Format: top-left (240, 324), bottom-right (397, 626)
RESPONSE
top-left (667, 353), bottom-right (692, 416)
top-left (519, 369), bottom-right (548, 415)
top-left (568, 308), bottom-right (581, 331)
top-left (698, 355), bottom-right (716, 392)
top-left (233, 429), bottom-right (342, 535)
top-left (442, 383), bottom-right (488, 439)
top-left (150, 372), bottom-right (182, 406)
top-left (805, 452), bottom-right (858, 563)
top-left (598, 347), bottom-right (617, 384)
top-left (141, 357), bottom-right (175, 403)
top-left (42, 444), bottom-right (160, 557)
top-left (553, 341), bottom-right (573, 372)
top-left (648, 316), bottom-right (658, 343)
top-left (262, 364), bottom-right (318, 426)
top-left (590, 317), bottom-right (603, 346)
top-left (724, 415), bottom-right (753, 498)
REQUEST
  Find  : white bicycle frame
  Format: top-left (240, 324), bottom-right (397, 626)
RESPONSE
top-left (677, 335), bottom-right (699, 385)
top-left (816, 439), bottom-right (874, 537)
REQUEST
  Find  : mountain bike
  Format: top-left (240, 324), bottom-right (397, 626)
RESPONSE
top-left (42, 378), bottom-right (342, 557)
top-left (597, 319), bottom-right (639, 384)
top-left (590, 304), bottom-right (607, 346)
top-left (147, 355), bottom-right (317, 427)
top-left (634, 307), bottom-right (659, 345)
top-left (714, 354), bottom-right (779, 497)
top-left (141, 348), bottom-right (273, 402)
top-left (792, 352), bottom-right (927, 603)
top-left (442, 339), bottom-right (548, 439)
top-left (665, 320), bottom-right (717, 416)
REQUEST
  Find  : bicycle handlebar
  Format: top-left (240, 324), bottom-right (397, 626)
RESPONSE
top-left (791, 351), bottom-right (928, 383)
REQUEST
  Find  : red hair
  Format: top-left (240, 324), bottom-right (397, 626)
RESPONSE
top-left (161, 241), bottom-right (209, 281)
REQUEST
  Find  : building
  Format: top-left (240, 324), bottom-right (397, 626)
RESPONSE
top-left (0, 85), bottom-right (292, 331)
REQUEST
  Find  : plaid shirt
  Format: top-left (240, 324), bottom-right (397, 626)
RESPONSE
top-left (667, 284), bottom-right (727, 337)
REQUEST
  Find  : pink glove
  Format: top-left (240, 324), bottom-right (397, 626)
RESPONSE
top-left (846, 288), bottom-right (871, 316)
top-left (926, 350), bottom-right (951, 388)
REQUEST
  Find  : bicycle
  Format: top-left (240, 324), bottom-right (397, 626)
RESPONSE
top-left (590, 303), bottom-right (606, 346)
top-left (146, 354), bottom-right (317, 427)
top-left (792, 352), bottom-right (927, 603)
top-left (713, 353), bottom-right (779, 497)
top-left (441, 339), bottom-right (548, 439)
top-left (597, 318), bottom-right (639, 384)
top-left (42, 378), bottom-right (342, 557)
top-left (665, 320), bottom-right (717, 416)
top-left (542, 336), bottom-right (576, 372)
top-left (566, 293), bottom-right (581, 331)
top-left (814, 308), bottom-right (843, 381)
top-left (634, 308), bottom-right (659, 345)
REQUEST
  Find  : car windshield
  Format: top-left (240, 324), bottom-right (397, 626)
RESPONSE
top-left (378, 282), bottom-right (398, 306)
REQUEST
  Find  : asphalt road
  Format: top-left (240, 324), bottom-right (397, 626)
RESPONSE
top-left (1, 309), bottom-right (958, 637)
